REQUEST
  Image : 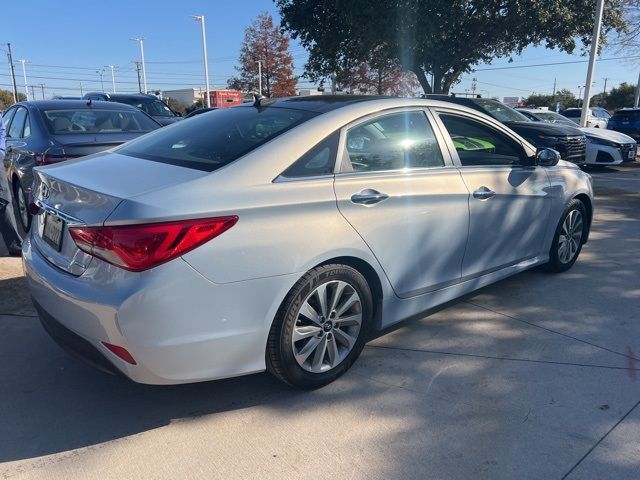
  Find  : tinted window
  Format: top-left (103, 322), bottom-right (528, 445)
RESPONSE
top-left (343, 111), bottom-right (444, 173)
top-left (473, 99), bottom-right (530, 122)
top-left (42, 109), bottom-right (160, 134)
top-left (113, 96), bottom-right (175, 117)
top-left (2, 107), bottom-right (16, 127)
top-left (23, 114), bottom-right (31, 137)
top-left (561, 109), bottom-right (581, 118)
top-left (8, 108), bottom-right (27, 138)
top-left (118, 106), bottom-right (317, 172)
top-left (613, 110), bottom-right (640, 120)
top-left (282, 131), bottom-right (339, 178)
top-left (439, 114), bottom-right (526, 166)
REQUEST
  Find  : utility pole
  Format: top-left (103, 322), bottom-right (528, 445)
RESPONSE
top-left (471, 77), bottom-right (477, 95)
top-left (257, 60), bottom-right (262, 96)
top-left (130, 38), bottom-right (147, 94)
top-left (580, 0), bottom-right (605, 127)
top-left (634, 69), bottom-right (640, 108)
top-left (105, 65), bottom-right (117, 93)
top-left (79, 81), bottom-right (83, 96)
top-left (29, 85), bottom-right (35, 100)
top-left (133, 61), bottom-right (142, 93)
top-left (552, 78), bottom-right (557, 98)
top-left (96, 69), bottom-right (105, 91)
top-left (39, 83), bottom-right (45, 100)
top-left (191, 16), bottom-right (211, 108)
top-left (578, 85), bottom-right (583, 106)
top-left (6, 43), bottom-right (19, 102)
top-left (18, 59), bottom-right (29, 100)
top-left (602, 77), bottom-right (609, 94)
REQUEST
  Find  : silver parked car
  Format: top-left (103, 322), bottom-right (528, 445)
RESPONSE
top-left (23, 96), bottom-right (594, 388)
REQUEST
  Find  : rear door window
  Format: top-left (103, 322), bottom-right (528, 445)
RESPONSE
top-left (7, 107), bottom-right (27, 138)
top-left (118, 106), bottom-right (317, 171)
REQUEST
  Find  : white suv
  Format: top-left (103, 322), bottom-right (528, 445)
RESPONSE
top-left (561, 107), bottom-right (610, 128)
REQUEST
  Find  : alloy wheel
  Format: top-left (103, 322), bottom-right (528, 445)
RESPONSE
top-left (292, 280), bottom-right (362, 373)
top-left (558, 210), bottom-right (583, 264)
top-left (16, 185), bottom-right (29, 231)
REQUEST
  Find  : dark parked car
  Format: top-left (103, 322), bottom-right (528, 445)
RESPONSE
top-left (82, 92), bottom-right (182, 126)
top-left (423, 95), bottom-right (587, 163)
top-left (2, 100), bottom-right (161, 231)
top-left (607, 108), bottom-right (640, 141)
top-left (185, 107), bottom-right (218, 118)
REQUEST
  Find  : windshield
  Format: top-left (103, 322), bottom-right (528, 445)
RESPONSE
top-left (112, 96), bottom-right (176, 117)
top-left (534, 111), bottom-right (577, 126)
top-left (117, 106), bottom-right (317, 171)
top-left (42, 108), bottom-right (161, 135)
top-left (474, 99), bottom-right (531, 122)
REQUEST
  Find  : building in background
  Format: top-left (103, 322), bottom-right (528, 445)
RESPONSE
top-left (503, 96), bottom-right (521, 106)
top-left (163, 88), bottom-right (204, 106)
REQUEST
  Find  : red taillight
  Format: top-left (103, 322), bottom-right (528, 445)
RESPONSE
top-left (36, 153), bottom-right (70, 166)
top-left (102, 342), bottom-right (137, 365)
top-left (69, 216), bottom-right (238, 272)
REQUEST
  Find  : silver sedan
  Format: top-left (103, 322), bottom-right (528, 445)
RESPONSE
top-left (23, 96), bottom-right (593, 388)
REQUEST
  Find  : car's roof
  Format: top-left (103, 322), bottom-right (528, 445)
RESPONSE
top-left (238, 95), bottom-right (391, 113)
top-left (84, 92), bottom-right (158, 99)
top-left (17, 100), bottom-right (140, 111)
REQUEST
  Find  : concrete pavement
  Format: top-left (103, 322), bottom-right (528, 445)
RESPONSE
top-left (0, 163), bottom-right (638, 479)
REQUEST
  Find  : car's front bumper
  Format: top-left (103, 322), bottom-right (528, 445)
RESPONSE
top-left (23, 235), bottom-right (299, 384)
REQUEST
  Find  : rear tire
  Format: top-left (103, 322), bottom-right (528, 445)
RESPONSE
top-left (13, 182), bottom-right (31, 233)
top-left (267, 264), bottom-right (373, 389)
top-left (545, 199), bottom-right (587, 273)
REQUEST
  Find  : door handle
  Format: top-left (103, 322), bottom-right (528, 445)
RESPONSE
top-left (473, 186), bottom-right (496, 200)
top-left (350, 189), bottom-right (389, 205)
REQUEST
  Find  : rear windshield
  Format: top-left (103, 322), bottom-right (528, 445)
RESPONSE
top-left (117, 106), bottom-right (318, 171)
top-left (112, 96), bottom-right (176, 117)
top-left (473, 99), bottom-right (530, 123)
top-left (42, 109), bottom-right (160, 135)
top-left (535, 111), bottom-right (577, 126)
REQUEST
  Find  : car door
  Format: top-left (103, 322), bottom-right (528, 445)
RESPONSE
top-left (333, 108), bottom-right (470, 298)
top-left (433, 109), bottom-right (551, 279)
top-left (4, 107), bottom-right (29, 175)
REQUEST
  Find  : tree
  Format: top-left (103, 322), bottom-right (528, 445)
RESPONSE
top-left (229, 12), bottom-right (297, 97)
top-left (276, 0), bottom-right (628, 94)
top-left (614, 1), bottom-right (640, 52)
top-left (600, 82), bottom-right (636, 110)
top-left (523, 89), bottom-right (579, 110)
top-left (335, 56), bottom-right (421, 96)
top-left (0, 89), bottom-right (26, 109)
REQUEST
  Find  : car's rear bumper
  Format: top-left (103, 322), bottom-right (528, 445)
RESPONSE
top-left (23, 235), bottom-right (299, 384)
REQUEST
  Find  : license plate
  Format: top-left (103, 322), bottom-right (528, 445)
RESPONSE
top-left (629, 150), bottom-right (636, 160)
top-left (42, 212), bottom-right (65, 251)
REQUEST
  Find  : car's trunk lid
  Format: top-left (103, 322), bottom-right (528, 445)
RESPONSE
top-left (31, 152), bottom-right (207, 275)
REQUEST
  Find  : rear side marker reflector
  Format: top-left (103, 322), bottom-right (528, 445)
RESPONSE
top-left (69, 216), bottom-right (238, 272)
top-left (102, 342), bottom-right (137, 365)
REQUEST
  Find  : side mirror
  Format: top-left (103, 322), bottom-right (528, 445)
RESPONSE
top-left (536, 148), bottom-right (560, 167)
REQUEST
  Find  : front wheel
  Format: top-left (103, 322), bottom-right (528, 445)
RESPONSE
top-left (545, 199), bottom-right (587, 273)
top-left (267, 264), bottom-right (373, 389)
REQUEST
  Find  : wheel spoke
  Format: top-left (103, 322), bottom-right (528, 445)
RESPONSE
top-left (329, 281), bottom-right (346, 313)
top-left (334, 327), bottom-right (356, 349)
top-left (311, 336), bottom-right (328, 371)
top-left (336, 292), bottom-right (359, 317)
top-left (326, 335), bottom-right (339, 367)
top-left (299, 301), bottom-right (322, 326)
top-left (335, 313), bottom-right (362, 327)
top-left (315, 283), bottom-right (329, 318)
top-left (292, 325), bottom-right (321, 343)
top-left (295, 336), bottom-right (321, 364)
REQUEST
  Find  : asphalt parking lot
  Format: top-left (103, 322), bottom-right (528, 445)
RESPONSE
top-left (1, 163), bottom-right (639, 480)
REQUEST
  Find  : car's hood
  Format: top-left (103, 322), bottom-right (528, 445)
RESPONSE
top-left (581, 127), bottom-right (636, 144)
top-left (504, 121), bottom-right (584, 136)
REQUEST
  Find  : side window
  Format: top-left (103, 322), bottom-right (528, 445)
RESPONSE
top-left (2, 108), bottom-right (16, 133)
top-left (281, 131), bottom-right (339, 178)
top-left (343, 111), bottom-right (444, 173)
top-left (7, 107), bottom-right (27, 138)
top-left (439, 114), bottom-right (526, 167)
top-left (22, 114), bottom-right (31, 137)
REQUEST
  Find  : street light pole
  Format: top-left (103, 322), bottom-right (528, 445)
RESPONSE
top-left (579, 0), bottom-right (605, 127)
top-left (18, 59), bottom-right (29, 100)
top-left (105, 65), bottom-right (117, 93)
top-left (191, 15), bottom-right (211, 108)
top-left (130, 38), bottom-right (147, 94)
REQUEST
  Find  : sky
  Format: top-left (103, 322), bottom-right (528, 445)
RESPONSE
top-left (2, 0), bottom-right (638, 101)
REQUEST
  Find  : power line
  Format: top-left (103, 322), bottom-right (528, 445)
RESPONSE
top-left (474, 55), bottom-right (640, 72)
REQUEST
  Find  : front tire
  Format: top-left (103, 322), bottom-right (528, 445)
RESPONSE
top-left (545, 199), bottom-right (587, 273)
top-left (267, 264), bottom-right (373, 389)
